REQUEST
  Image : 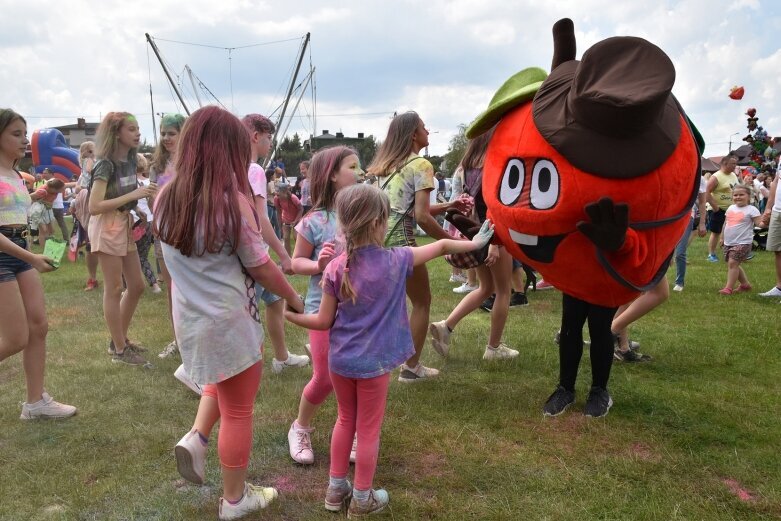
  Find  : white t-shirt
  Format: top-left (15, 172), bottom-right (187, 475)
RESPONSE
top-left (774, 168), bottom-right (781, 213)
top-left (52, 192), bottom-right (64, 210)
top-left (248, 163), bottom-right (267, 200)
top-left (723, 204), bottom-right (760, 246)
top-left (136, 178), bottom-right (152, 222)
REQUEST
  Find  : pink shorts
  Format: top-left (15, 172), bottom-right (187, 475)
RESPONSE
top-left (723, 243), bottom-right (751, 262)
top-left (88, 210), bottom-right (136, 256)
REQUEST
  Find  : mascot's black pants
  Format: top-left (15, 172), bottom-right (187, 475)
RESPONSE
top-left (559, 293), bottom-right (617, 391)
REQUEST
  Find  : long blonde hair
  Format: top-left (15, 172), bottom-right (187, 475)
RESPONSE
top-left (95, 112), bottom-right (136, 160)
top-left (334, 184), bottom-right (390, 303)
top-left (367, 111), bottom-right (421, 176)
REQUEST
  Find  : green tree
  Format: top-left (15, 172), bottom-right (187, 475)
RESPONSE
top-left (425, 155), bottom-right (444, 172)
top-left (442, 124), bottom-right (468, 175)
top-left (354, 135), bottom-right (378, 168)
top-left (275, 133), bottom-right (310, 175)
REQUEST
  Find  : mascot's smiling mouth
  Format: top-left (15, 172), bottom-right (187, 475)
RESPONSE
top-left (509, 229), bottom-right (567, 263)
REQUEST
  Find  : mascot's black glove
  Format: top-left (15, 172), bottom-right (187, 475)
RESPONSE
top-left (576, 197), bottom-right (629, 252)
top-left (445, 209), bottom-right (483, 239)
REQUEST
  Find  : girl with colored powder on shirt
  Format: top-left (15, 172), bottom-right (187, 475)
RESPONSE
top-left (0, 108), bottom-right (77, 420)
top-left (286, 146), bottom-right (360, 464)
top-left (88, 112), bottom-right (158, 367)
top-left (73, 140), bottom-right (100, 290)
top-left (274, 180), bottom-right (303, 256)
top-left (285, 183), bottom-right (492, 516)
top-left (149, 113), bottom-right (186, 359)
top-left (158, 106), bottom-right (304, 520)
top-left (367, 111), bottom-right (471, 382)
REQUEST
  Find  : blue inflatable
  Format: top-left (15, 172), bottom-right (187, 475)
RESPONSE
top-left (31, 128), bottom-right (80, 181)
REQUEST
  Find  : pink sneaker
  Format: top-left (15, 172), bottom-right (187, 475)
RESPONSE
top-left (738, 283), bottom-right (752, 292)
top-left (536, 279), bottom-right (555, 291)
top-left (718, 287), bottom-right (734, 295)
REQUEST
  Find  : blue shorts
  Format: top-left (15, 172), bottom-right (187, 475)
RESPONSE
top-left (0, 234), bottom-right (33, 283)
top-left (254, 282), bottom-right (282, 306)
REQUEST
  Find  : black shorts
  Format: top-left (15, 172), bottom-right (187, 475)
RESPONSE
top-left (707, 209), bottom-right (726, 234)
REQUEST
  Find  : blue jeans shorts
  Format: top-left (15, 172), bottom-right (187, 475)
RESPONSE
top-left (0, 233), bottom-right (33, 283)
top-left (254, 282), bottom-right (282, 306)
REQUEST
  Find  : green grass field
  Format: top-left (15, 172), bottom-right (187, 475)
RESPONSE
top-left (1, 234), bottom-right (779, 520)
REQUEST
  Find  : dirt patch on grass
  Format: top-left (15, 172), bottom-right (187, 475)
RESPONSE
top-left (48, 305), bottom-right (82, 328)
top-left (721, 477), bottom-right (756, 502)
top-left (628, 442), bottom-right (661, 462)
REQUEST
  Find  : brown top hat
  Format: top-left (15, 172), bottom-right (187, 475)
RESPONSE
top-left (532, 20), bottom-right (681, 179)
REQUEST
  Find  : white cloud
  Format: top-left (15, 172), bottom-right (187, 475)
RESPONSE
top-left (2, 0), bottom-right (780, 158)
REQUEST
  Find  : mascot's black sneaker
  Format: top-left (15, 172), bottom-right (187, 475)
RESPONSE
top-left (584, 386), bottom-right (613, 418)
top-left (543, 386), bottom-right (575, 417)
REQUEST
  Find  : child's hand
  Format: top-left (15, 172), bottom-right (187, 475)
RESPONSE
top-left (470, 220), bottom-right (495, 249)
top-left (317, 241), bottom-right (336, 272)
top-left (285, 294), bottom-right (305, 314)
top-left (32, 254), bottom-right (56, 273)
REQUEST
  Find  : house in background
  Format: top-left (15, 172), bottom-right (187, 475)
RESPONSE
top-left (53, 118), bottom-right (100, 148)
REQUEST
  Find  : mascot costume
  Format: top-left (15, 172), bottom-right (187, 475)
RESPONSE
top-left (463, 18), bottom-right (703, 417)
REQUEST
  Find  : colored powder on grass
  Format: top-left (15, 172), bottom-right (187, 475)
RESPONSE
top-left (722, 478), bottom-right (756, 502)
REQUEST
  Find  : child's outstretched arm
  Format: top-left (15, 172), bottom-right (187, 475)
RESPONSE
top-left (410, 220), bottom-right (494, 267)
top-left (284, 293), bottom-right (337, 330)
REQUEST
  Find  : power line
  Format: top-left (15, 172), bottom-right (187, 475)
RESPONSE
top-left (152, 35), bottom-right (302, 51)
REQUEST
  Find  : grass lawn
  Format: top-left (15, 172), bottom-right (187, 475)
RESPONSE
top-left (1, 232), bottom-right (780, 520)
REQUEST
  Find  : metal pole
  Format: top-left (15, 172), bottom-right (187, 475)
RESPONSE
top-left (267, 33), bottom-right (310, 167)
top-left (268, 69), bottom-right (313, 164)
top-left (185, 65), bottom-right (204, 108)
top-left (146, 33), bottom-right (190, 116)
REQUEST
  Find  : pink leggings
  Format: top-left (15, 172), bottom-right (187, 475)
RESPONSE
top-left (302, 328), bottom-right (333, 405)
top-left (329, 371), bottom-right (390, 490)
top-left (201, 361), bottom-right (262, 469)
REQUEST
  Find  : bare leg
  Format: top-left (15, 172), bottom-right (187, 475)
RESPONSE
top-left (708, 232), bottom-right (720, 257)
top-left (16, 270), bottom-right (48, 402)
top-left (265, 300), bottom-right (289, 361)
top-left (0, 280), bottom-right (28, 362)
top-left (192, 394), bottom-right (220, 437)
top-left (405, 264), bottom-right (431, 367)
top-left (725, 259), bottom-right (740, 289)
top-left (487, 249), bottom-right (513, 347)
top-left (86, 251), bottom-right (99, 279)
top-left (119, 252), bottom-right (146, 340)
top-left (445, 266), bottom-right (492, 330)
top-left (97, 253), bottom-right (128, 350)
top-left (611, 276), bottom-right (669, 351)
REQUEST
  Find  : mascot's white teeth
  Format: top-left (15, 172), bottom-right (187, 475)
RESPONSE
top-left (509, 229), bottom-right (539, 246)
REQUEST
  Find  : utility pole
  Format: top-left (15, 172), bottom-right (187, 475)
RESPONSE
top-left (146, 33), bottom-right (190, 116)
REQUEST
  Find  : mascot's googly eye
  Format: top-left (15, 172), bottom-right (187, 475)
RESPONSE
top-left (530, 159), bottom-right (559, 210)
top-left (499, 158), bottom-right (525, 206)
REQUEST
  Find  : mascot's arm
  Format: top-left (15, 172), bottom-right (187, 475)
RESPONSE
top-left (577, 197), bottom-right (651, 271)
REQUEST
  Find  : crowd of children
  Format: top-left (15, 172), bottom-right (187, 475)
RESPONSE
top-left (1, 104), bottom-right (779, 519)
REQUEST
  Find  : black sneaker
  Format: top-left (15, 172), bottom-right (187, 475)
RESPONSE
top-left (583, 386), bottom-right (612, 418)
top-left (479, 294), bottom-right (495, 312)
top-left (614, 349), bottom-right (652, 362)
top-left (612, 333), bottom-right (641, 351)
top-left (509, 292), bottom-right (528, 307)
top-left (543, 386), bottom-right (575, 417)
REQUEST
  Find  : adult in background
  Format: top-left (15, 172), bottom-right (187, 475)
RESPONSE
top-left (705, 155), bottom-right (739, 262)
top-left (0, 108), bottom-right (76, 419)
top-left (759, 164), bottom-right (781, 299)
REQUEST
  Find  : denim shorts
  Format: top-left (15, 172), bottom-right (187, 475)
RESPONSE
top-left (254, 282), bottom-right (282, 306)
top-left (0, 234), bottom-right (33, 283)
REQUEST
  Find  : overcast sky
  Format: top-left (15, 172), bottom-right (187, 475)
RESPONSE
top-left (3, 0), bottom-right (779, 159)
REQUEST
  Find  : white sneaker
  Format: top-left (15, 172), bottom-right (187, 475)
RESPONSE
top-left (174, 364), bottom-right (203, 396)
top-left (20, 392), bottom-right (77, 420)
top-left (271, 352), bottom-right (311, 374)
top-left (483, 343), bottom-right (520, 360)
top-left (175, 429), bottom-right (207, 484)
top-left (759, 286), bottom-right (781, 297)
top-left (398, 363), bottom-right (439, 383)
top-left (449, 273), bottom-right (467, 284)
top-left (349, 434), bottom-right (357, 463)
top-left (304, 343), bottom-right (312, 357)
top-left (288, 422), bottom-right (314, 464)
top-left (219, 482), bottom-right (278, 520)
top-left (672, 284), bottom-right (684, 292)
top-left (453, 283), bottom-right (478, 294)
top-left (158, 340), bottom-right (179, 359)
top-left (151, 283), bottom-right (162, 294)
top-left (429, 321), bottom-right (451, 357)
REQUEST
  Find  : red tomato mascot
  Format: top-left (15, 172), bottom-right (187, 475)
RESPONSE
top-left (466, 19), bottom-right (702, 417)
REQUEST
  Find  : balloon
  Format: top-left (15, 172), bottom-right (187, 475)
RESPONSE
top-left (746, 107), bottom-right (756, 117)
top-left (729, 86), bottom-right (745, 100)
top-left (31, 128), bottom-right (80, 181)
